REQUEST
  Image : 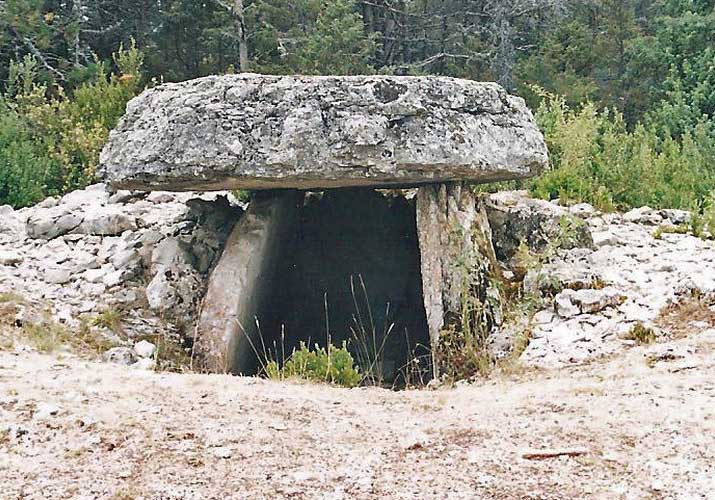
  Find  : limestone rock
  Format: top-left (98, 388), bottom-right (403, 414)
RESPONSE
top-left (100, 75), bottom-right (548, 191)
top-left (416, 183), bottom-right (502, 377)
top-left (0, 251), bottom-right (23, 266)
top-left (45, 268), bottom-right (72, 285)
top-left (102, 347), bottom-right (136, 365)
top-left (26, 208), bottom-right (83, 240)
top-left (194, 191), bottom-right (301, 374)
top-left (146, 264), bottom-right (203, 327)
top-left (485, 190), bottom-right (594, 266)
top-left (0, 206), bottom-right (20, 234)
top-left (134, 340), bottom-right (156, 358)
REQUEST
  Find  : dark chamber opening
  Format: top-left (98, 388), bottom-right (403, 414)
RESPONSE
top-left (258, 189), bottom-right (431, 385)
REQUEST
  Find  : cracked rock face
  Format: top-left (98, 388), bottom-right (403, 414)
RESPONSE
top-left (100, 74), bottom-right (548, 191)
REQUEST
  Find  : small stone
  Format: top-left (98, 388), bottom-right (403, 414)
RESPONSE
top-left (45, 268), bottom-right (72, 285)
top-left (132, 358), bottom-right (156, 371)
top-left (37, 197), bottom-right (59, 209)
top-left (554, 290), bottom-right (579, 318)
top-left (0, 251), bottom-right (23, 266)
top-left (569, 203), bottom-right (596, 217)
top-left (134, 340), bottom-right (156, 359)
top-left (212, 446), bottom-right (233, 459)
top-left (108, 190), bottom-right (134, 204)
top-left (83, 267), bottom-right (110, 283)
top-left (34, 402), bottom-right (61, 419)
top-left (533, 310), bottom-right (555, 324)
top-left (102, 269), bottom-right (127, 288)
top-left (102, 347), bottom-right (136, 365)
top-left (147, 192), bottom-right (176, 204)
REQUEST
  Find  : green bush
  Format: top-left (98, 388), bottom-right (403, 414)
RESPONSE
top-left (530, 87), bottom-right (715, 211)
top-left (0, 42), bottom-right (144, 208)
top-left (265, 341), bottom-right (361, 388)
top-left (0, 105), bottom-right (60, 208)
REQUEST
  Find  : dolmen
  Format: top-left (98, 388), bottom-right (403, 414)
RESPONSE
top-left (100, 74), bottom-right (548, 379)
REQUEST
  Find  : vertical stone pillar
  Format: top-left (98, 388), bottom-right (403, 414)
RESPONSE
top-left (416, 183), bottom-right (502, 378)
top-left (194, 190), bottom-right (302, 374)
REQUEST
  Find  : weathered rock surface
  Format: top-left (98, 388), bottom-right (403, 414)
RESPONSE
top-left (517, 206), bottom-right (715, 367)
top-left (0, 184), bottom-right (242, 362)
top-left (417, 183), bottom-right (502, 376)
top-left (100, 74), bottom-right (548, 191)
top-left (194, 191), bottom-right (301, 374)
top-left (485, 190), bottom-right (594, 267)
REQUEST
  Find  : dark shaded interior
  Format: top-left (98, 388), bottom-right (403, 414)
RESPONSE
top-left (258, 189), bottom-right (431, 384)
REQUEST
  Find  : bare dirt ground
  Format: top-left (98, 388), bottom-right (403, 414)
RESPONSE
top-left (2, 330), bottom-right (714, 500)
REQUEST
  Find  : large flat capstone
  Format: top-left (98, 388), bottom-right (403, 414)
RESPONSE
top-left (99, 74), bottom-right (548, 191)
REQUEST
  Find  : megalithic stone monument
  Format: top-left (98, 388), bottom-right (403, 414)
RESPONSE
top-left (100, 74), bottom-right (548, 377)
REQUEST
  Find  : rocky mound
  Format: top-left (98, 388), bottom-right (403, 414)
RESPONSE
top-left (2, 181), bottom-right (714, 377)
top-left (0, 185), bottom-right (242, 369)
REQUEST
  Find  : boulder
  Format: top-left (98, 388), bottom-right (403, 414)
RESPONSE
top-left (485, 190), bottom-right (594, 265)
top-left (194, 191), bottom-right (301, 374)
top-left (100, 74), bottom-right (548, 191)
top-left (0, 251), bottom-right (23, 266)
top-left (416, 183), bottom-right (502, 377)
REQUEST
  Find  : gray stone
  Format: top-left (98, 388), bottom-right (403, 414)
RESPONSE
top-left (36, 197), bottom-right (58, 209)
top-left (100, 75), bottom-right (547, 191)
top-left (103, 347), bottom-right (136, 365)
top-left (146, 263), bottom-right (204, 327)
top-left (151, 238), bottom-right (194, 270)
top-left (416, 183), bottom-right (501, 377)
top-left (60, 185), bottom-right (110, 207)
top-left (194, 191), bottom-right (301, 374)
top-left (134, 340), bottom-right (156, 358)
top-left (623, 206), bottom-right (663, 225)
top-left (554, 290), bottom-right (580, 319)
top-left (0, 251), bottom-right (23, 266)
top-left (573, 287), bottom-right (626, 314)
top-left (132, 358), bottom-right (156, 370)
top-left (485, 190), bottom-right (593, 267)
top-left (45, 268), bottom-right (72, 285)
top-left (147, 192), bottom-right (175, 204)
top-left (75, 208), bottom-right (138, 236)
top-left (108, 190), bottom-right (135, 204)
top-left (26, 208), bottom-right (83, 239)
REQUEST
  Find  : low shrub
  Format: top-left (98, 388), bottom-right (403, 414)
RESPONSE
top-left (265, 341), bottom-right (361, 388)
top-left (0, 42), bottom-right (145, 208)
top-left (530, 87), bottom-right (715, 212)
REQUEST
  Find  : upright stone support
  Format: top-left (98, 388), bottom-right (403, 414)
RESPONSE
top-left (416, 183), bottom-right (502, 378)
top-left (194, 191), bottom-right (301, 374)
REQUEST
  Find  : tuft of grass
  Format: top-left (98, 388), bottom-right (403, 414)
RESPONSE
top-left (624, 323), bottom-right (657, 345)
top-left (348, 275), bottom-right (395, 387)
top-left (0, 292), bottom-right (25, 303)
top-left (23, 322), bottom-right (68, 353)
top-left (91, 309), bottom-right (124, 334)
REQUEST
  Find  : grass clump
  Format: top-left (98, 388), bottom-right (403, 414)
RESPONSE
top-left (265, 341), bottom-right (361, 388)
top-left (0, 292), bottom-right (24, 303)
top-left (91, 308), bottom-right (124, 334)
top-left (624, 323), bottom-right (657, 345)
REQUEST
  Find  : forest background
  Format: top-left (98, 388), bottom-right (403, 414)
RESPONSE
top-left (1, 0), bottom-right (714, 213)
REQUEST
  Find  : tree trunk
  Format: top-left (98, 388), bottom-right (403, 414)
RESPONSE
top-left (233, 0), bottom-right (249, 72)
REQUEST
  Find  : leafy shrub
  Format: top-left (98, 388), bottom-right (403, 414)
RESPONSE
top-left (0, 42), bottom-right (144, 208)
top-left (624, 323), bottom-right (656, 345)
top-left (0, 105), bottom-right (60, 208)
top-left (265, 341), bottom-right (361, 388)
top-left (530, 87), bottom-right (715, 211)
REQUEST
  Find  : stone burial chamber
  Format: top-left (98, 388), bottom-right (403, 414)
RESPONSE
top-left (99, 74), bottom-right (548, 380)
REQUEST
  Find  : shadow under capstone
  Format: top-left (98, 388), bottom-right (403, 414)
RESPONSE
top-left (195, 188), bottom-right (431, 383)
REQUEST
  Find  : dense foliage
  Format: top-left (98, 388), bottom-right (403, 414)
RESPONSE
top-left (1, 0), bottom-right (714, 209)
